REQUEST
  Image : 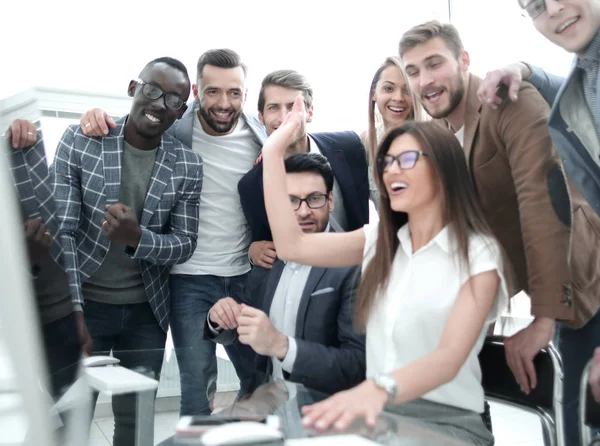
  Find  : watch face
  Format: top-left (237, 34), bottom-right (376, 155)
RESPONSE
top-left (376, 375), bottom-right (397, 400)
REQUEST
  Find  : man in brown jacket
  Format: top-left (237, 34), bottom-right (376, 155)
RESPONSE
top-left (400, 20), bottom-right (600, 440)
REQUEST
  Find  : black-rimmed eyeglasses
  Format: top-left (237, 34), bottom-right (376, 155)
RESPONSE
top-left (136, 79), bottom-right (186, 111)
top-left (378, 150), bottom-right (428, 173)
top-left (289, 193), bottom-right (329, 211)
top-left (521, 0), bottom-right (547, 19)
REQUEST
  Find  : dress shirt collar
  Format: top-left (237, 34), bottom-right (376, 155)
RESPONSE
top-left (397, 223), bottom-right (450, 256)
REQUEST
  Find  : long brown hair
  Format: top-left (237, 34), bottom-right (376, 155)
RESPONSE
top-left (366, 57), bottom-right (426, 164)
top-left (355, 121), bottom-right (509, 329)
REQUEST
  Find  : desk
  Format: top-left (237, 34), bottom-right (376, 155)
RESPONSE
top-left (85, 365), bottom-right (158, 446)
top-left (159, 381), bottom-right (484, 445)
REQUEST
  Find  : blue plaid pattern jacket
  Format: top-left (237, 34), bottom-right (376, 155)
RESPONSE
top-left (7, 130), bottom-right (63, 266)
top-left (51, 117), bottom-right (203, 331)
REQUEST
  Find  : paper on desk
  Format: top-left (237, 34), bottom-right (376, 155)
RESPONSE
top-left (286, 435), bottom-right (379, 446)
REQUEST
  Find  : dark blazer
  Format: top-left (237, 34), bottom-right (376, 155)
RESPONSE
top-left (237, 131), bottom-right (369, 243)
top-left (205, 260), bottom-right (366, 395)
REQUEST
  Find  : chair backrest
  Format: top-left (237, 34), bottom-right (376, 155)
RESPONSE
top-left (479, 335), bottom-right (564, 446)
top-left (479, 335), bottom-right (557, 410)
top-left (579, 360), bottom-right (600, 445)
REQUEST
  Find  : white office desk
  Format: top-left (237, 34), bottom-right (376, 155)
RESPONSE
top-left (85, 365), bottom-right (158, 446)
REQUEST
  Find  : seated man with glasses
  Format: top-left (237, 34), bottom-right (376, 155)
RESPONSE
top-left (48, 57), bottom-right (202, 446)
top-left (206, 153), bottom-right (366, 395)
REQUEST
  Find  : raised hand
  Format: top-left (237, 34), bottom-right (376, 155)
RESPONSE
top-left (262, 95), bottom-right (307, 155)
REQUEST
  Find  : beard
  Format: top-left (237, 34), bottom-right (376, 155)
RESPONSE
top-left (422, 74), bottom-right (465, 119)
top-left (198, 106), bottom-right (243, 135)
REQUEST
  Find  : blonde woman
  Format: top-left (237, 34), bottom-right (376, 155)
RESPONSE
top-left (362, 57), bottom-right (427, 207)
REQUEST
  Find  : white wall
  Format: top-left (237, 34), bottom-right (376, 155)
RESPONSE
top-left (2, 0), bottom-right (450, 136)
top-left (452, 0), bottom-right (573, 78)
top-left (1, 1), bottom-right (574, 141)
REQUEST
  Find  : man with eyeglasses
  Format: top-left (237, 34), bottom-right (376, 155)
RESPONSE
top-left (206, 152), bottom-right (366, 396)
top-left (476, 1), bottom-right (600, 442)
top-left (400, 20), bottom-right (583, 435)
top-left (48, 56), bottom-right (201, 446)
top-left (478, 0), bottom-right (600, 218)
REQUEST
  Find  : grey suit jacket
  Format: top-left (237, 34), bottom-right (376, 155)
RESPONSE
top-left (7, 130), bottom-right (63, 265)
top-left (205, 259), bottom-right (366, 394)
top-left (530, 63), bottom-right (600, 218)
top-left (51, 117), bottom-right (203, 331)
top-left (529, 65), bottom-right (600, 327)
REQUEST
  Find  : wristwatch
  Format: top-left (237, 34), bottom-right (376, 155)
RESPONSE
top-left (373, 374), bottom-right (397, 404)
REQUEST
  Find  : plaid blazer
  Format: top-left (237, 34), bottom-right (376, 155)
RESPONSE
top-left (7, 130), bottom-right (63, 266)
top-left (51, 117), bottom-right (203, 331)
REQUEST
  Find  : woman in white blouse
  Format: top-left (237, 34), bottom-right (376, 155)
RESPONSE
top-left (261, 97), bottom-right (508, 445)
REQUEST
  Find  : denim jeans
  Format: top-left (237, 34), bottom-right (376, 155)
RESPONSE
top-left (556, 307), bottom-right (600, 445)
top-left (41, 312), bottom-right (81, 400)
top-left (170, 273), bottom-right (257, 416)
top-left (84, 300), bottom-right (167, 446)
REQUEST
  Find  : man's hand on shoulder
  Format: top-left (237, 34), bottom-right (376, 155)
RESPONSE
top-left (477, 62), bottom-right (532, 110)
top-left (80, 108), bottom-right (116, 137)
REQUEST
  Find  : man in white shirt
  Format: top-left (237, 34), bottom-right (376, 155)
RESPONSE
top-left (165, 49), bottom-right (268, 415)
top-left (206, 153), bottom-right (366, 395)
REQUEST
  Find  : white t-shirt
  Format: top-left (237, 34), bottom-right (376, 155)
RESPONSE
top-left (171, 114), bottom-right (261, 277)
top-left (363, 222), bottom-right (508, 413)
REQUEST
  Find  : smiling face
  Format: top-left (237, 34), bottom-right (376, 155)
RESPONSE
top-left (381, 133), bottom-right (440, 215)
top-left (126, 62), bottom-right (189, 143)
top-left (286, 171), bottom-right (332, 234)
top-left (196, 64), bottom-right (246, 135)
top-left (373, 65), bottom-right (414, 129)
top-left (403, 37), bottom-right (469, 120)
top-left (528, 0), bottom-right (600, 55)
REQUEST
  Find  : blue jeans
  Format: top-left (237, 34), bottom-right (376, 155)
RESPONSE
top-left (556, 307), bottom-right (600, 445)
top-left (85, 300), bottom-right (167, 446)
top-left (170, 273), bottom-right (257, 416)
top-left (41, 312), bottom-right (81, 400)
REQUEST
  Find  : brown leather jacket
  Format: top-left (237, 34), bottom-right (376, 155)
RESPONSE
top-left (444, 74), bottom-right (600, 328)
